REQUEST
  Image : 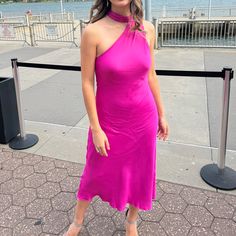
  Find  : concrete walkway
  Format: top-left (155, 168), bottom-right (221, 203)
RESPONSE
top-left (0, 146), bottom-right (236, 236)
top-left (1, 44), bottom-right (236, 190)
top-left (0, 43), bottom-right (236, 235)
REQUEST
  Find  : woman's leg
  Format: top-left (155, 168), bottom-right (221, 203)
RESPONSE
top-left (64, 198), bottom-right (91, 236)
top-left (125, 204), bottom-right (139, 236)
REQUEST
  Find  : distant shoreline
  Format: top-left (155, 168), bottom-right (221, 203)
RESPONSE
top-left (0, 0), bottom-right (92, 3)
top-left (1, 1), bottom-right (234, 20)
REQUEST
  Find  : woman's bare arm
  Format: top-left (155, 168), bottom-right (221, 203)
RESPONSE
top-left (80, 24), bottom-right (101, 132)
top-left (144, 21), bottom-right (165, 119)
top-left (80, 23), bottom-right (110, 156)
top-left (144, 20), bottom-right (169, 140)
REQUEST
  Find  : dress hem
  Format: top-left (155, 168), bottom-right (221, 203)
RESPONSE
top-left (77, 193), bottom-right (156, 212)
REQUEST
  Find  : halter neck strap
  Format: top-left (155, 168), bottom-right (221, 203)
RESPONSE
top-left (107, 9), bottom-right (132, 23)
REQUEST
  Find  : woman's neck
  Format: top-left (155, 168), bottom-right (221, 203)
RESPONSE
top-left (110, 6), bottom-right (131, 17)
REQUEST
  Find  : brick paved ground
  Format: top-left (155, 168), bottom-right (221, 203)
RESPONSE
top-left (0, 147), bottom-right (236, 236)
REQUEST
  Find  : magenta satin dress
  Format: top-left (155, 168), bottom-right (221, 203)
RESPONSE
top-left (76, 9), bottom-right (159, 211)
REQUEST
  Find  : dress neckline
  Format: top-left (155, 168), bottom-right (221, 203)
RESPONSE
top-left (107, 9), bottom-right (132, 23)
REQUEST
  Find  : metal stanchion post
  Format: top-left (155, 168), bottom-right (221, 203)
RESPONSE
top-left (218, 68), bottom-right (231, 170)
top-left (9, 58), bottom-right (39, 150)
top-left (200, 67), bottom-right (236, 190)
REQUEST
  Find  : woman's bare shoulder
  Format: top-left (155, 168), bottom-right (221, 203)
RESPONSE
top-left (82, 18), bottom-right (106, 42)
top-left (142, 20), bottom-right (155, 34)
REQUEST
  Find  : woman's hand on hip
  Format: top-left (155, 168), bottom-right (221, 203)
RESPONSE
top-left (91, 128), bottom-right (110, 157)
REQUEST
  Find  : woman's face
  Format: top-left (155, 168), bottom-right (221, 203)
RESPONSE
top-left (109, 0), bottom-right (132, 8)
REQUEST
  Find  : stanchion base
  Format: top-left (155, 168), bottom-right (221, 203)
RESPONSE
top-left (9, 134), bottom-right (39, 150)
top-left (200, 163), bottom-right (236, 190)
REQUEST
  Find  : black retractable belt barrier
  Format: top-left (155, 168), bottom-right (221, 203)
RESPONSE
top-left (9, 59), bottom-right (39, 150)
top-left (200, 67), bottom-right (236, 190)
top-left (9, 58), bottom-right (236, 190)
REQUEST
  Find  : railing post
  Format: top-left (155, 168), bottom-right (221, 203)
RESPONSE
top-left (49, 13), bottom-right (52, 23)
top-left (26, 13), bottom-right (34, 46)
top-left (217, 68), bottom-right (231, 170)
top-left (80, 19), bottom-right (84, 41)
top-left (145, 0), bottom-right (151, 21)
top-left (9, 58), bottom-right (39, 150)
top-left (200, 67), bottom-right (236, 190)
top-left (208, 0), bottom-right (212, 20)
top-left (161, 21), bottom-right (163, 47)
top-left (25, 13), bottom-right (29, 26)
top-left (72, 21), bottom-right (78, 47)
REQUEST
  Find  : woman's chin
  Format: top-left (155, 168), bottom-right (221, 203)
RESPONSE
top-left (110, 0), bottom-right (131, 7)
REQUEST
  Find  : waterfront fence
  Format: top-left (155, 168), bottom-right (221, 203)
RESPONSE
top-left (0, 13), bottom-right (80, 46)
top-left (154, 18), bottom-right (236, 48)
top-left (0, 11), bottom-right (236, 48)
top-left (0, 12), bottom-right (74, 24)
top-left (28, 12), bottom-right (74, 23)
top-left (0, 15), bottom-right (25, 23)
top-left (0, 22), bottom-right (28, 45)
top-left (153, 6), bottom-right (236, 18)
top-left (31, 21), bottom-right (78, 46)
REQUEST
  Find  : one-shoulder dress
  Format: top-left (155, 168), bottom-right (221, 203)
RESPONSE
top-left (76, 9), bottom-right (159, 211)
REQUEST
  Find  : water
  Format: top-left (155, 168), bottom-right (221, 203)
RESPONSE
top-left (0, 0), bottom-right (236, 18)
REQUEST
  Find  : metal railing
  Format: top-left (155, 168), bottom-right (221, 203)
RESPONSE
top-left (0, 22), bottom-right (28, 45)
top-left (0, 15), bottom-right (25, 23)
top-left (1, 11), bottom-right (236, 48)
top-left (29, 12), bottom-right (74, 23)
top-left (3, 6), bottom-right (234, 20)
top-left (8, 57), bottom-right (235, 190)
top-left (155, 18), bottom-right (236, 48)
top-left (0, 12), bottom-right (74, 24)
top-left (153, 6), bottom-right (236, 18)
top-left (31, 21), bottom-right (78, 46)
top-left (1, 6), bottom-right (236, 23)
top-left (0, 14), bottom-right (80, 46)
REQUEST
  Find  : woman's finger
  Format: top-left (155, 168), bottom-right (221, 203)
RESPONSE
top-left (165, 125), bottom-right (169, 136)
top-left (105, 139), bottom-right (110, 150)
top-left (164, 126), bottom-right (169, 141)
top-left (95, 145), bottom-right (101, 153)
top-left (161, 129), bottom-right (167, 140)
top-left (101, 145), bottom-right (108, 157)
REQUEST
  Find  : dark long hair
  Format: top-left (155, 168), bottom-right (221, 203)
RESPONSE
top-left (84, 0), bottom-right (145, 32)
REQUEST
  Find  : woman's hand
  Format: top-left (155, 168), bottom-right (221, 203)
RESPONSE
top-left (157, 116), bottom-right (169, 141)
top-left (91, 128), bottom-right (110, 157)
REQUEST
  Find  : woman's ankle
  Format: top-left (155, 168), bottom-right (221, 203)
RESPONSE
top-left (73, 217), bottom-right (84, 225)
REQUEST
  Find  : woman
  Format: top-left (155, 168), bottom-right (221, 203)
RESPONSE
top-left (64, 0), bottom-right (169, 235)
